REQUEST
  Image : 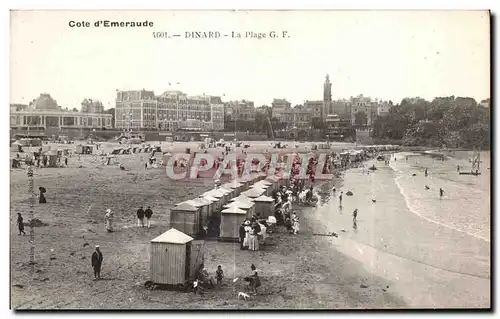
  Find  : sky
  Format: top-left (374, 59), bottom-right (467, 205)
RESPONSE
top-left (10, 10), bottom-right (490, 110)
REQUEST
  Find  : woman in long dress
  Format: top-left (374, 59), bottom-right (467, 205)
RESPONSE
top-left (38, 187), bottom-right (47, 204)
top-left (242, 221), bottom-right (251, 249)
top-left (105, 209), bottom-right (114, 232)
top-left (248, 226), bottom-right (259, 251)
top-left (292, 217), bottom-right (300, 234)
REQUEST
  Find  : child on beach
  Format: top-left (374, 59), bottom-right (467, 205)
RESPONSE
top-left (216, 265), bottom-right (224, 286)
top-left (352, 209), bottom-right (358, 223)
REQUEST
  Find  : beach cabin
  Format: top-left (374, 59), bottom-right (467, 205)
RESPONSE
top-left (10, 141), bottom-right (23, 153)
top-left (205, 189), bottom-right (228, 205)
top-left (221, 183), bottom-right (238, 198)
top-left (230, 194), bottom-right (254, 203)
top-left (217, 187), bottom-right (234, 201)
top-left (150, 228), bottom-right (205, 285)
top-left (253, 195), bottom-right (275, 218)
top-left (203, 194), bottom-right (222, 212)
top-left (185, 198), bottom-right (211, 227)
top-left (223, 180), bottom-right (244, 196)
top-left (201, 195), bottom-right (219, 215)
top-left (219, 207), bottom-right (247, 241)
top-left (43, 150), bottom-right (58, 167)
top-left (236, 176), bottom-right (251, 191)
top-left (224, 200), bottom-right (255, 219)
top-left (76, 144), bottom-right (94, 155)
top-left (241, 188), bottom-right (265, 199)
top-left (19, 138), bottom-right (42, 147)
top-left (169, 202), bottom-right (202, 237)
top-left (251, 181), bottom-right (273, 196)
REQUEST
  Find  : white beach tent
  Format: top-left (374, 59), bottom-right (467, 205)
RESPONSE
top-left (253, 195), bottom-right (275, 218)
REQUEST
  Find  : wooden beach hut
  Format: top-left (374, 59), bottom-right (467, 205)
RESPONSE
top-left (217, 187), bottom-right (234, 201)
top-left (236, 176), bottom-right (251, 191)
top-left (251, 182), bottom-right (272, 196)
top-left (224, 200), bottom-right (255, 219)
top-left (253, 195), bottom-right (275, 218)
top-left (205, 189), bottom-right (228, 205)
top-left (230, 194), bottom-right (255, 203)
top-left (225, 180), bottom-right (244, 195)
top-left (221, 183), bottom-right (239, 198)
top-left (201, 195), bottom-right (219, 215)
top-left (76, 144), bottom-right (94, 154)
top-left (150, 228), bottom-right (205, 285)
top-left (185, 198), bottom-right (210, 227)
top-left (43, 150), bottom-right (58, 167)
top-left (169, 202), bottom-right (202, 237)
top-left (219, 207), bottom-right (247, 241)
top-left (248, 173), bottom-right (261, 184)
top-left (241, 188), bottom-right (265, 199)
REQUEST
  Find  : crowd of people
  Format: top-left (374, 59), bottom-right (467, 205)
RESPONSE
top-left (238, 216), bottom-right (268, 251)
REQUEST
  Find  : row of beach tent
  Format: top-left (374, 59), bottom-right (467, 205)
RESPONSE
top-left (170, 172), bottom-right (288, 241)
top-left (110, 145), bottom-right (162, 155)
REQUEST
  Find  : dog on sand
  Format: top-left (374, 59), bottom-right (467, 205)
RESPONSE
top-left (237, 291), bottom-right (251, 301)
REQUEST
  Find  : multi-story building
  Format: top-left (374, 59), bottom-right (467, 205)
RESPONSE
top-left (305, 100), bottom-right (324, 119)
top-left (116, 89), bottom-right (224, 131)
top-left (10, 93), bottom-right (112, 130)
top-left (325, 114), bottom-right (352, 140)
top-left (224, 100), bottom-right (256, 121)
top-left (377, 101), bottom-right (391, 117)
top-left (330, 99), bottom-right (351, 119)
top-left (157, 90), bottom-right (182, 131)
top-left (115, 90), bottom-right (157, 130)
top-left (207, 96), bottom-right (225, 131)
top-left (349, 94), bottom-right (378, 126)
top-left (81, 99), bottom-right (104, 113)
top-left (271, 98), bottom-right (292, 121)
top-left (292, 105), bottom-right (312, 129)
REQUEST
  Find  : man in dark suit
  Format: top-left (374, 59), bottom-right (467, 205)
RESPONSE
top-left (91, 245), bottom-right (103, 280)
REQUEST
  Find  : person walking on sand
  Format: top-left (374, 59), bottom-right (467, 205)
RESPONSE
top-left (17, 213), bottom-right (26, 236)
top-left (145, 206), bottom-right (153, 228)
top-left (64, 157), bottom-right (68, 166)
top-left (440, 188), bottom-right (444, 198)
top-left (105, 209), bottom-right (114, 232)
top-left (352, 209), bottom-right (358, 223)
top-left (137, 206), bottom-right (145, 227)
top-left (339, 191), bottom-right (343, 207)
top-left (245, 264), bottom-right (261, 295)
top-left (91, 245), bottom-right (103, 280)
top-left (216, 265), bottom-right (224, 287)
top-left (38, 187), bottom-right (47, 204)
top-left (239, 221), bottom-right (246, 250)
top-left (425, 168), bottom-right (428, 177)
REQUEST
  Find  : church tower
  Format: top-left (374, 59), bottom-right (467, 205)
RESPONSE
top-left (323, 74), bottom-right (332, 116)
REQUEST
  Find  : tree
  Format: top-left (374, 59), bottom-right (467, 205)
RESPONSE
top-left (311, 117), bottom-right (325, 130)
top-left (354, 111), bottom-right (368, 126)
top-left (72, 107), bottom-right (79, 112)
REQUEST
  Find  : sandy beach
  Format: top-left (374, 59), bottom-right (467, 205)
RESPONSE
top-left (10, 141), bottom-right (490, 309)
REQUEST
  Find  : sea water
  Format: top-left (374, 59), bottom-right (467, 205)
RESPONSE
top-left (390, 151), bottom-right (490, 242)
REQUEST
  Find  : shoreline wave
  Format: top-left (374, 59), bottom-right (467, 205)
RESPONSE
top-left (389, 159), bottom-right (490, 243)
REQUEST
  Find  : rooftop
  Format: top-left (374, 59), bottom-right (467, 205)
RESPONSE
top-left (151, 228), bottom-right (194, 244)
